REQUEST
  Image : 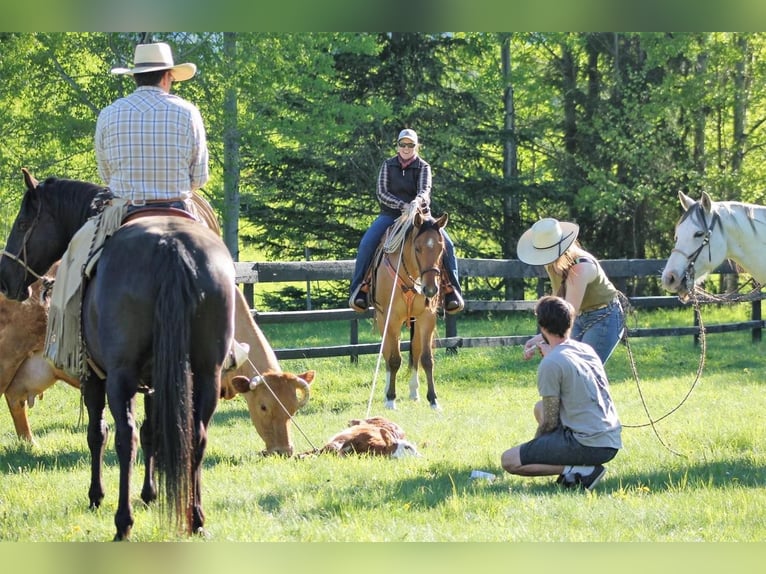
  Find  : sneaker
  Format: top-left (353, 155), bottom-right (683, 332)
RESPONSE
top-left (574, 465), bottom-right (607, 491)
top-left (556, 473), bottom-right (576, 489)
top-left (444, 290), bottom-right (464, 314)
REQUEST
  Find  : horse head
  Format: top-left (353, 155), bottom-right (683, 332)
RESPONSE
top-left (661, 190), bottom-right (726, 295)
top-left (0, 170), bottom-right (107, 302)
top-left (0, 171), bottom-right (63, 301)
top-left (229, 369), bottom-right (314, 457)
top-left (411, 212), bottom-right (448, 299)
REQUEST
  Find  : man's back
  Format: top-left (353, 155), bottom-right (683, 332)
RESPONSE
top-left (538, 339), bottom-right (622, 449)
top-left (95, 85), bottom-right (208, 201)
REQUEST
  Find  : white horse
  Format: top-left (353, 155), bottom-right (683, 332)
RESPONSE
top-left (662, 190), bottom-right (766, 294)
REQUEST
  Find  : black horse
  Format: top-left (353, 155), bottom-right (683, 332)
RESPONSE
top-left (0, 170), bottom-right (236, 540)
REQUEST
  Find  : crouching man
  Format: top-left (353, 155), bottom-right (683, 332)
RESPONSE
top-left (501, 295), bottom-right (622, 491)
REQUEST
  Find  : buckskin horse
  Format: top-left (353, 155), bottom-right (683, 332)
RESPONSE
top-left (369, 207), bottom-right (448, 410)
top-left (662, 190), bottom-right (766, 293)
top-left (0, 173), bottom-right (236, 540)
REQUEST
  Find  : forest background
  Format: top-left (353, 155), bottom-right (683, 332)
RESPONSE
top-left (1, 32), bottom-right (765, 305)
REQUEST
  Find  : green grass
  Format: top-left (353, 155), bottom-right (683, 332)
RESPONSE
top-left (0, 306), bottom-right (764, 542)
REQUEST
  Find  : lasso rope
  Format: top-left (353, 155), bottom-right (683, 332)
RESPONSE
top-left (619, 291), bottom-right (705, 458)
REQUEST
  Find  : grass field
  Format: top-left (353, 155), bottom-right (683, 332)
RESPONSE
top-left (0, 306), bottom-right (764, 546)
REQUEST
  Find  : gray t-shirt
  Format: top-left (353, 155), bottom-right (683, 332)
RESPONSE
top-left (537, 339), bottom-right (622, 449)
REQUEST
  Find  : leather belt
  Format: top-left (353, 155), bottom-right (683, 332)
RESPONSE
top-left (130, 197), bottom-right (189, 206)
top-left (580, 302), bottom-right (610, 313)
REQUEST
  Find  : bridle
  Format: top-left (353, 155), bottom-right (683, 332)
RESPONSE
top-left (670, 204), bottom-right (721, 291)
top-left (0, 189), bottom-right (45, 283)
top-left (400, 224), bottom-right (442, 293)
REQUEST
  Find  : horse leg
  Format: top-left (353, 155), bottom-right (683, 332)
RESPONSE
top-left (408, 318), bottom-right (421, 402)
top-left (105, 368), bottom-right (139, 541)
top-left (82, 372), bottom-right (108, 510)
top-left (420, 314), bottom-right (439, 410)
top-left (139, 394), bottom-right (157, 505)
top-left (190, 370), bottom-right (220, 536)
top-left (383, 331), bottom-right (402, 410)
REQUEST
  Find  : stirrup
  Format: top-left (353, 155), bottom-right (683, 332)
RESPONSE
top-left (443, 284), bottom-right (464, 314)
top-left (349, 282), bottom-right (369, 313)
top-left (223, 340), bottom-right (250, 371)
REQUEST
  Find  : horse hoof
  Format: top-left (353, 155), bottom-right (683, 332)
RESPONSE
top-left (195, 526), bottom-right (211, 539)
top-left (409, 393), bottom-right (420, 401)
top-left (430, 402), bottom-right (442, 411)
top-left (385, 399), bottom-right (397, 410)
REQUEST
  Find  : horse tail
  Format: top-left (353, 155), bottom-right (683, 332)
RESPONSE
top-left (151, 240), bottom-right (198, 535)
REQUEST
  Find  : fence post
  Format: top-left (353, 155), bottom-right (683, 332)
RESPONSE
top-left (350, 318), bottom-right (359, 364)
top-left (243, 283), bottom-right (254, 308)
top-left (444, 313), bottom-right (458, 355)
top-left (752, 299), bottom-right (762, 343)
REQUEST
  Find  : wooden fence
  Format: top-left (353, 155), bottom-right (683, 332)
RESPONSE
top-left (233, 258), bottom-right (764, 360)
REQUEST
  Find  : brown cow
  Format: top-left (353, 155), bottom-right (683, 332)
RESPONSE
top-left (229, 369), bottom-right (315, 456)
top-left (0, 265), bottom-right (79, 443)
top-left (302, 416), bottom-right (420, 458)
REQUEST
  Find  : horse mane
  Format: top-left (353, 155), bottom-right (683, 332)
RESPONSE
top-left (40, 176), bottom-right (114, 216)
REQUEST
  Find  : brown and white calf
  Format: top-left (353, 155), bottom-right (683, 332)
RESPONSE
top-left (310, 416), bottom-right (419, 458)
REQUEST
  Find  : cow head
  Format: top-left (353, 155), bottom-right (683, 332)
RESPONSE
top-left (227, 369), bottom-right (314, 457)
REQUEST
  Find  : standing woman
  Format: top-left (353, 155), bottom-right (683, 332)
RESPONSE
top-left (349, 128), bottom-right (463, 314)
top-left (516, 218), bottom-right (624, 364)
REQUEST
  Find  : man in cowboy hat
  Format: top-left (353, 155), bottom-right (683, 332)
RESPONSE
top-left (95, 41), bottom-right (207, 209)
top-left (44, 42), bottom-right (250, 376)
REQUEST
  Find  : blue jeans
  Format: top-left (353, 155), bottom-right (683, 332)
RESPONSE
top-left (571, 299), bottom-right (624, 364)
top-left (350, 214), bottom-right (460, 295)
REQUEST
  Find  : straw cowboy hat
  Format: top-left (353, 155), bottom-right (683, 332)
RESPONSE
top-left (111, 42), bottom-right (196, 82)
top-left (517, 218), bottom-right (580, 265)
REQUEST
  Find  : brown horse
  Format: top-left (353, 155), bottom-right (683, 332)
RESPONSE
top-left (370, 210), bottom-right (448, 410)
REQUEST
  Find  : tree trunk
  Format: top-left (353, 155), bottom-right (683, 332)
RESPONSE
top-left (500, 34), bottom-right (523, 299)
top-left (223, 32), bottom-right (240, 260)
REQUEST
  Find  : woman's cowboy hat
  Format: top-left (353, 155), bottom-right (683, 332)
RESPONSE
top-left (111, 42), bottom-right (196, 82)
top-left (517, 218), bottom-right (580, 265)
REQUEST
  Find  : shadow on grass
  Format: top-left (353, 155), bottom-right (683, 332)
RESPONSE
top-left (242, 455), bottom-right (765, 518)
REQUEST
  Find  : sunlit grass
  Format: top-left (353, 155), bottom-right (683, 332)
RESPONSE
top-left (1, 305), bottom-right (764, 541)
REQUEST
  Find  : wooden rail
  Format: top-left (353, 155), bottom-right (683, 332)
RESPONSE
top-left (233, 258), bottom-right (764, 360)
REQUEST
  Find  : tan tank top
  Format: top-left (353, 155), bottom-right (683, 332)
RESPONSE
top-left (550, 256), bottom-right (617, 312)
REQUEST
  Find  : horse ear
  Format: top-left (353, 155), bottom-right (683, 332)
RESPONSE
top-left (700, 190), bottom-right (714, 213)
top-left (414, 211), bottom-right (424, 226)
top-left (21, 168), bottom-right (38, 191)
top-left (436, 213), bottom-right (449, 228)
top-left (678, 191), bottom-right (696, 212)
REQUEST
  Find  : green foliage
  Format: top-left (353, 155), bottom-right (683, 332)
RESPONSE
top-left (5, 33), bottom-right (766, 275)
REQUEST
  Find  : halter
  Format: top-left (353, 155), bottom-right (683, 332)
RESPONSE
top-left (0, 186), bottom-right (46, 284)
top-left (671, 204), bottom-right (721, 291)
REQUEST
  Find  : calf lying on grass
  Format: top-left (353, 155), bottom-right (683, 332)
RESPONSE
top-left (302, 416), bottom-right (420, 458)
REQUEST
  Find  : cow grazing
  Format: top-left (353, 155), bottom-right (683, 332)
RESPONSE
top-left (228, 369), bottom-right (314, 456)
top-left (305, 416), bottom-right (420, 458)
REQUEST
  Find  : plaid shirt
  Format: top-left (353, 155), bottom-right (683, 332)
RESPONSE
top-left (95, 86), bottom-right (208, 202)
